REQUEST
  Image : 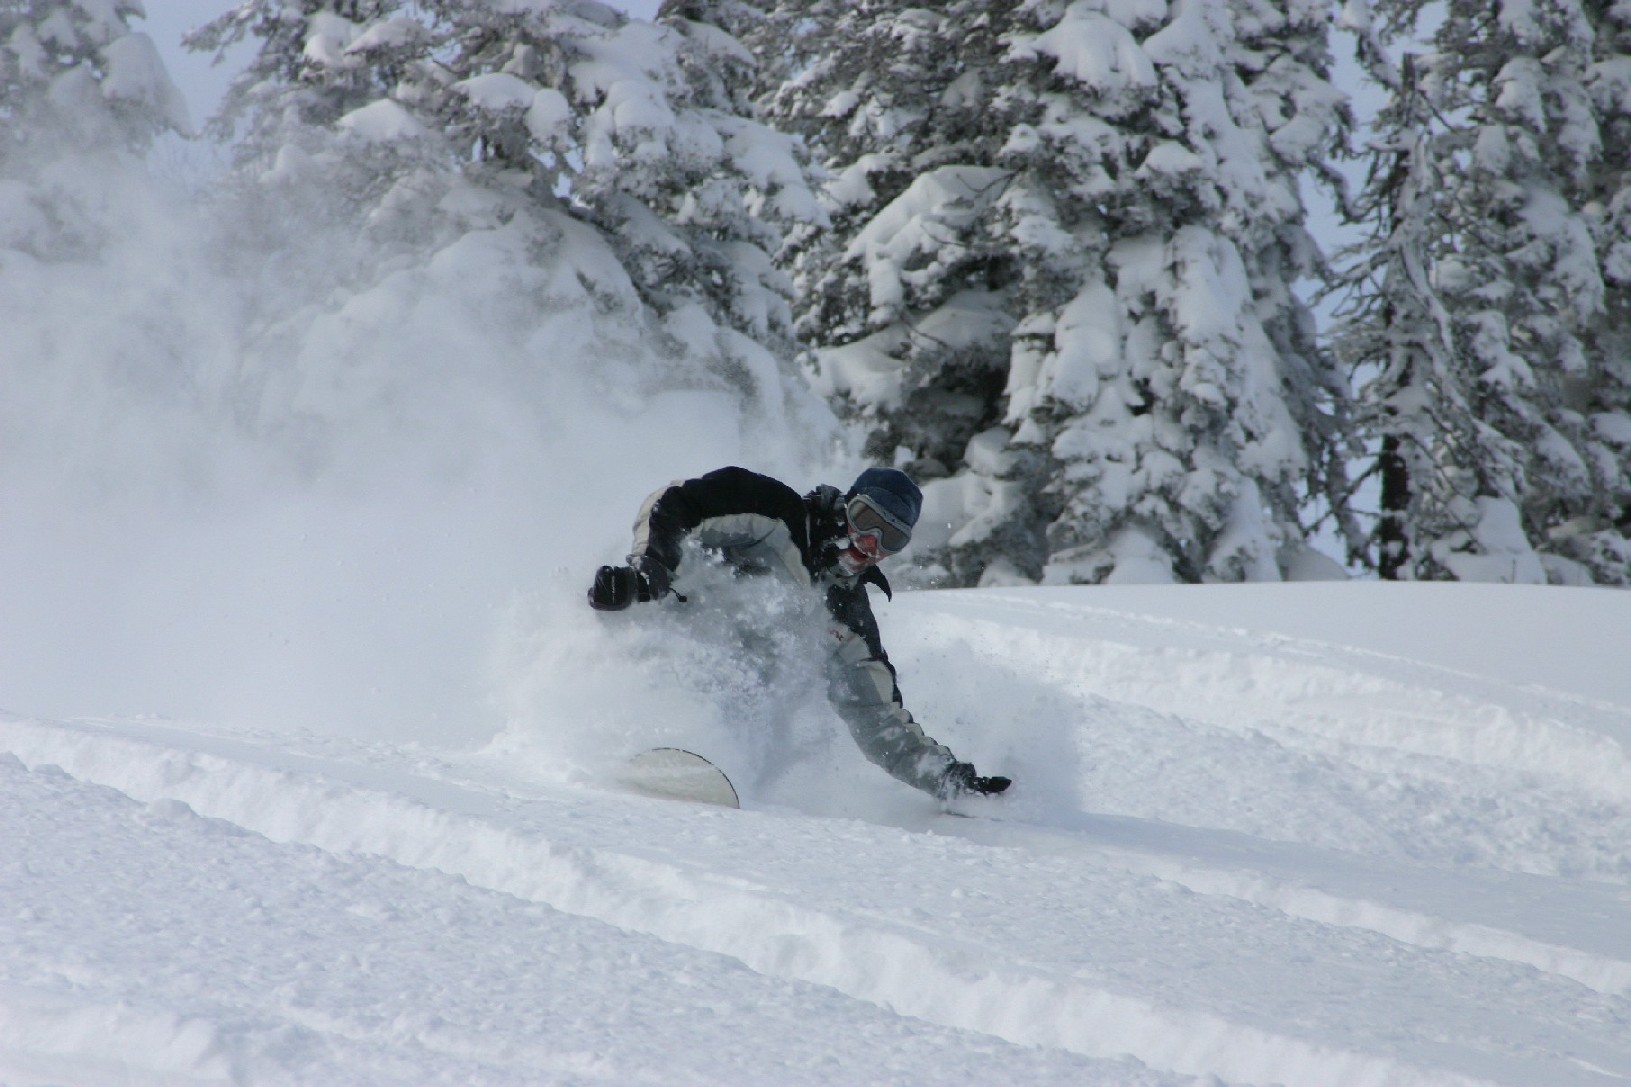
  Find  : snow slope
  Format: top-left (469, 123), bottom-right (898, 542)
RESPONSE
top-left (5, 582), bottom-right (1631, 1087)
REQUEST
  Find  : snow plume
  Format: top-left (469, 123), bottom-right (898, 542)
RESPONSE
top-left (1, 114), bottom-right (836, 752)
top-left (489, 561), bottom-right (849, 802)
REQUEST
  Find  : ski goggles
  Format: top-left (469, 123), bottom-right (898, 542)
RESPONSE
top-left (846, 493), bottom-right (913, 555)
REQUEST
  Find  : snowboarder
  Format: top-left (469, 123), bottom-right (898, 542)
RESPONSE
top-left (587, 466), bottom-right (1011, 801)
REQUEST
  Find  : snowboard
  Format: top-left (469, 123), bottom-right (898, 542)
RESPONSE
top-left (618, 747), bottom-right (740, 809)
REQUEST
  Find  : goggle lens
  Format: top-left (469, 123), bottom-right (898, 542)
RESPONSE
top-left (847, 495), bottom-right (912, 554)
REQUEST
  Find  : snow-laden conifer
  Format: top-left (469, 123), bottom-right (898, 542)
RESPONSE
top-left (1, 0), bottom-right (188, 260)
top-left (1006, 0), bottom-right (1356, 585)
top-left (1340, 0), bottom-right (1631, 584)
top-left (1, 0), bottom-right (188, 153)
top-left (775, 2), bottom-right (1032, 585)
top-left (750, 0), bottom-right (1355, 585)
top-left (0, 1), bottom-right (231, 497)
top-left (187, 0), bottom-right (830, 454)
top-left (1330, 48), bottom-right (1466, 582)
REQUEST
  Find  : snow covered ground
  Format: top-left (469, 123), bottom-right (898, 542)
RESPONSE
top-left (5, 580), bottom-right (1630, 1086)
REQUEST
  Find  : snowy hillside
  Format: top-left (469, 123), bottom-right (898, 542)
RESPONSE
top-left (6, 581), bottom-right (1631, 1087)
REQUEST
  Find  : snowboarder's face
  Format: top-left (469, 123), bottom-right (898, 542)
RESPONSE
top-left (846, 494), bottom-right (911, 556)
top-left (833, 494), bottom-right (912, 574)
top-left (833, 540), bottom-right (881, 575)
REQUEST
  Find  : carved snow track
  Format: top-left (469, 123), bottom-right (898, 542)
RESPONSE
top-left (7, 714), bottom-right (1631, 1087)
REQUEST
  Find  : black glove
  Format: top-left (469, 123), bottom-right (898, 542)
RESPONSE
top-left (587, 565), bottom-right (649, 611)
top-left (586, 557), bottom-right (672, 611)
top-left (940, 762), bottom-right (1012, 799)
top-left (633, 554), bottom-right (671, 599)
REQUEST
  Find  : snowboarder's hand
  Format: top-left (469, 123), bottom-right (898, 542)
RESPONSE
top-left (941, 762), bottom-right (1011, 799)
top-left (632, 555), bottom-right (671, 599)
top-left (968, 773), bottom-right (1011, 796)
top-left (588, 565), bottom-right (639, 610)
top-left (587, 558), bottom-right (672, 611)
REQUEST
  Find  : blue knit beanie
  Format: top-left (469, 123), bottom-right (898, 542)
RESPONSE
top-left (848, 467), bottom-right (923, 529)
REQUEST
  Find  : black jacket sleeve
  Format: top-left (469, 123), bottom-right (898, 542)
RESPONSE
top-left (629, 466), bottom-right (810, 578)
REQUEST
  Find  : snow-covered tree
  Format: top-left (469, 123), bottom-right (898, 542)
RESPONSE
top-left (1, 0), bottom-right (188, 259)
top-left (1231, 0), bottom-right (1364, 565)
top-left (187, 0), bottom-right (828, 446)
top-left (659, 0), bottom-right (817, 88)
top-left (1339, 0), bottom-right (1631, 584)
top-left (752, 1), bottom-right (1034, 584)
top-left (1007, 0), bottom-right (1359, 585)
top-left (1331, 49), bottom-right (1467, 581)
top-left (571, 5), bottom-right (823, 358)
top-left (1575, 4), bottom-right (1631, 582)
top-left (748, 0), bottom-right (1356, 585)
top-left (183, 1), bottom-right (445, 311)
top-left (0, 1), bottom-right (222, 497)
top-left (1, 0), bottom-right (187, 150)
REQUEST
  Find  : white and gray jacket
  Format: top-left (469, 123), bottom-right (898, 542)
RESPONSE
top-left (628, 466), bottom-right (960, 796)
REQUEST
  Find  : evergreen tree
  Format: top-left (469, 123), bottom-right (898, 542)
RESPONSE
top-left (579, 5), bottom-right (823, 358)
top-left (1341, 0), bottom-right (1631, 584)
top-left (1, 0), bottom-right (187, 151)
top-left (660, 0), bottom-right (815, 89)
top-left (1, 0), bottom-right (188, 258)
top-left (0, 1), bottom-right (216, 490)
top-left (188, 0), bottom-right (826, 439)
top-left (747, 0), bottom-right (1355, 585)
top-left (1577, 2), bottom-right (1631, 581)
top-left (1007, 0), bottom-right (1357, 584)
top-left (1331, 49), bottom-right (1468, 581)
top-left (770, 1), bottom-right (1029, 584)
top-left (184, 1), bottom-right (448, 309)
top-left (1232, 0), bottom-right (1364, 567)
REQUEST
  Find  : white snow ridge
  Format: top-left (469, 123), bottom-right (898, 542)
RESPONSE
top-left (5, 583), bottom-right (1631, 1087)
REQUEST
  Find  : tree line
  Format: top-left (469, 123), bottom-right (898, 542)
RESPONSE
top-left (6, 0), bottom-right (1629, 586)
